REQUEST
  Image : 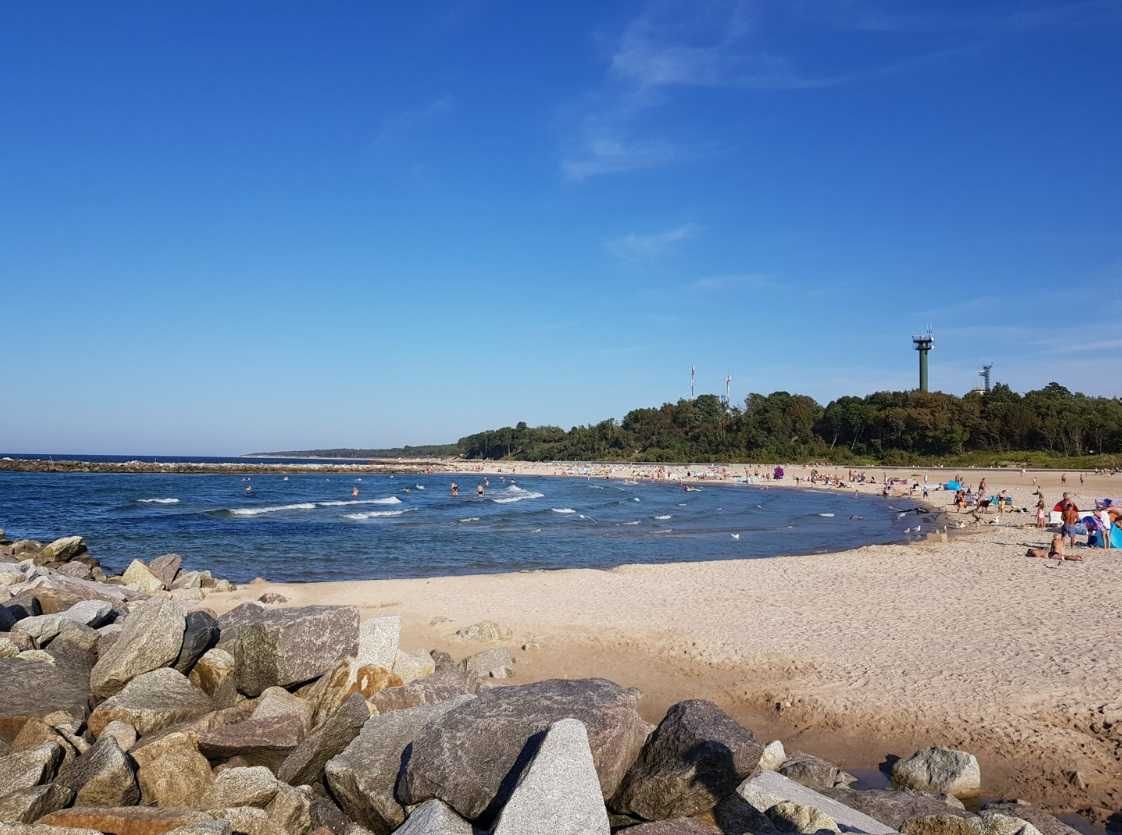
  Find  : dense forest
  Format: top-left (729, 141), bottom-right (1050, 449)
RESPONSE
top-left (252, 444), bottom-right (459, 459)
top-left (456, 384), bottom-right (1122, 466)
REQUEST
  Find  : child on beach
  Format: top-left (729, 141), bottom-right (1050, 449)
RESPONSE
top-left (1036, 497), bottom-right (1046, 528)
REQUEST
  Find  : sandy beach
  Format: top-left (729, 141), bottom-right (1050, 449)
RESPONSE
top-left (202, 464), bottom-right (1122, 821)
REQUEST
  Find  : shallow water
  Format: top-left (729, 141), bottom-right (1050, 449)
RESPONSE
top-left (0, 472), bottom-right (917, 583)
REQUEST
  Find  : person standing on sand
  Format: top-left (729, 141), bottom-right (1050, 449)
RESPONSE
top-left (1036, 497), bottom-right (1047, 528)
top-left (1061, 498), bottom-right (1081, 549)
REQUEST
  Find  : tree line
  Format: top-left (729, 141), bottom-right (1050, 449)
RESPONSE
top-left (455, 384), bottom-right (1122, 465)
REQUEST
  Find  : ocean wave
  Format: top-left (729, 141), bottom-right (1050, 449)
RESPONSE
top-left (622, 520), bottom-right (640, 525)
top-left (230, 503), bottom-right (317, 516)
top-left (458, 516), bottom-right (480, 523)
top-left (343, 509), bottom-right (412, 520)
top-left (137, 498), bottom-right (180, 504)
top-left (653, 514), bottom-right (672, 520)
top-left (318, 497), bottom-right (402, 507)
top-left (552, 508), bottom-right (577, 514)
top-left (491, 486), bottom-right (544, 504)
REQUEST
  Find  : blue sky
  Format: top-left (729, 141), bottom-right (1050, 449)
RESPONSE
top-left (2, 1), bottom-right (1120, 455)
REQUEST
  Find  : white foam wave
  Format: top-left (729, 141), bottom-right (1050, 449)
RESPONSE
top-left (415, 485), bottom-right (425, 490)
top-left (343, 509), bottom-right (411, 520)
top-left (552, 508), bottom-right (577, 514)
top-left (138, 498), bottom-right (179, 504)
top-left (458, 516), bottom-right (480, 523)
top-left (818, 512), bottom-right (835, 518)
top-left (318, 496), bottom-right (401, 507)
top-left (653, 514), bottom-right (672, 520)
top-left (230, 503), bottom-right (317, 516)
top-left (622, 520), bottom-right (640, 526)
top-left (491, 487), bottom-right (544, 504)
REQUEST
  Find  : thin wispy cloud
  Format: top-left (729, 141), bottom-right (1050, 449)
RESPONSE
top-left (563, 136), bottom-right (682, 181)
top-left (373, 96), bottom-right (455, 147)
top-left (606, 223), bottom-right (699, 259)
top-left (800, 0), bottom-right (1122, 33)
top-left (690, 273), bottom-right (776, 291)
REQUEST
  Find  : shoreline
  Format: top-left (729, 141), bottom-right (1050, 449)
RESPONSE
top-left (3, 462), bottom-right (1120, 822)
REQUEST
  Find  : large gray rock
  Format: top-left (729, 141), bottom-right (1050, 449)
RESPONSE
top-left (62, 600), bottom-right (114, 629)
top-left (357, 616), bottom-right (399, 669)
top-left (901, 813), bottom-right (1043, 835)
top-left (189, 647), bottom-right (238, 708)
top-left (981, 803), bottom-right (1081, 835)
top-left (12, 572), bottom-right (143, 608)
top-left (39, 536), bottom-right (87, 563)
top-left (394, 799), bottom-right (472, 835)
top-left (621, 820), bottom-right (722, 834)
top-left (767, 800), bottom-right (841, 833)
top-left (131, 731), bottom-right (214, 808)
top-left (196, 714), bottom-right (305, 768)
top-left (892, 748), bottom-right (981, 798)
top-left (399, 678), bottom-right (649, 821)
top-left (0, 742), bottom-right (64, 795)
top-left (492, 718), bottom-right (610, 835)
top-left (172, 610), bottom-right (220, 675)
top-left (737, 771), bottom-right (897, 835)
top-left (197, 766), bottom-right (279, 809)
top-left (46, 622), bottom-right (101, 668)
top-left (0, 824), bottom-right (102, 835)
top-left (461, 647), bottom-right (513, 679)
top-left (88, 667), bottom-right (213, 736)
top-left (779, 753), bottom-right (858, 791)
top-left (55, 735), bottom-right (139, 806)
top-left (122, 560), bottom-right (165, 593)
top-left (822, 786), bottom-right (974, 829)
top-left (218, 605), bottom-right (359, 697)
top-left (277, 693), bottom-right (369, 786)
top-left (612, 699), bottom-right (763, 820)
top-left (148, 554), bottom-right (184, 587)
top-left (324, 697), bottom-right (472, 834)
top-left (368, 667), bottom-right (479, 714)
top-left (89, 597), bottom-right (186, 698)
top-left (0, 783), bottom-right (74, 823)
top-left (251, 686), bottom-right (314, 732)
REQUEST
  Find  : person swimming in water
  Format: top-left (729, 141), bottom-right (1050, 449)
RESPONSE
top-left (476, 482), bottom-right (485, 497)
top-left (450, 482), bottom-right (459, 497)
top-left (352, 485), bottom-right (359, 497)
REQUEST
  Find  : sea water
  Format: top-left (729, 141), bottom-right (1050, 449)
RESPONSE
top-left (0, 471), bottom-right (918, 583)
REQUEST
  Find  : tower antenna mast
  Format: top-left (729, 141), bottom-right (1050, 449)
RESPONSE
top-left (724, 374), bottom-right (732, 404)
top-left (912, 329), bottom-right (934, 392)
top-left (690, 366), bottom-right (695, 398)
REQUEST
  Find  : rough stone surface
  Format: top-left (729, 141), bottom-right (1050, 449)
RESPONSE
top-left (89, 598), bottom-right (186, 698)
top-left (324, 697), bottom-right (472, 834)
top-left (304, 661), bottom-right (400, 727)
top-left (0, 741), bottom-right (64, 795)
top-left (901, 814), bottom-right (1043, 835)
top-left (207, 806), bottom-right (272, 835)
top-left (164, 824), bottom-right (232, 835)
top-left (218, 605), bottom-right (359, 697)
top-left (453, 620), bottom-right (511, 642)
top-left (981, 803), bottom-right (1081, 835)
top-left (277, 693), bottom-right (369, 786)
top-left (132, 731), bottom-right (214, 808)
top-left (0, 825), bottom-right (102, 835)
top-left (39, 537), bottom-right (87, 563)
top-left (356, 616), bottom-right (399, 670)
top-left (613, 699), bottom-right (763, 820)
top-left (198, 766), bottom-right (279, 809)
top-left (767, 800), bottom-right (841, 834)
top-left (47, 622), bottom-right (101, 668)
top-left (172, 611), bottom-right (220, 676)
top-left (12, 614), bottom-right (68, 645)
top-left (621, 820), bottom-right (723, 834)
top-left (63, 600), bottom-right (114, 629)
top-left (892, 748), bottom-right (982, 798)
top-left (188, 648), bottom-right (237, 708)
top-left (266, 782), bottom-right (314, 834)
top-left (148, 554), bottom-right (184, 588)
top-left (461, 647), bottom-right (513, 679)
top-left (779, 753), bottom-right (858, 791)
top-left (122, 560), bottom-right (166, 593)
top-left (491, 718), bottom-right (610, 835)
top-left (400, 678), bottom-right (649, 821)
top-left (252, 686), bottom-right (314, 732)
top-left (390, 649), bottom-right (435, 685)
top-left (196, 714), bottom-right (305, 768)
top-left (55, 735), bottom-right (139, 806)
top-left (368, 667), bottom-right (479, 715)
top-left (821, 787), bottom-right (974, 829)
top-left (98, 720), bottom-right (138, 752)
top-left (38, 806), bottom-right (214, 833)
top-left (737, 771), bottom-right (896, 835)
top-left (760, 740), bottom-right (787, 772)
top-left (88, 667), bottom-right (213, 736)
top-left (393, 800), bottom-right (472, 835)
top-left (0, 783), bottom-right (74, 824)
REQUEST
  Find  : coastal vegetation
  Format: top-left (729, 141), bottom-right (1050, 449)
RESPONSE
top-left (456, 384), bottom-right (1122, 466)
